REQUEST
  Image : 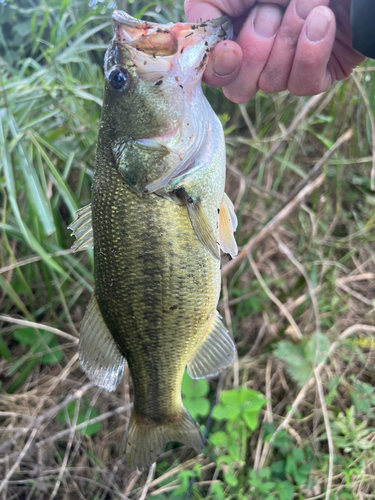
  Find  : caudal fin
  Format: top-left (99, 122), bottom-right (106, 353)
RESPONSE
top-left (126, 407), bottom-right (205, 470)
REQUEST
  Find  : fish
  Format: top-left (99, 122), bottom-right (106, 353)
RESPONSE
top-left (69, 10), bottom-right (238, 470)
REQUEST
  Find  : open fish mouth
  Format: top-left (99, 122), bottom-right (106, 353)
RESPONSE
top-left (111, 10), bottom-right (232, 58)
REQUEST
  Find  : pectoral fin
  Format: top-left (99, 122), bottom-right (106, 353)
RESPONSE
top-left (187, 310), bottom-right (236, 379)
top-left (68, 204), bottom-right (93, 251)
top-left (178, 189), bottom-right (220, 261)
top-left (79, 294), bottom-right (125, 392)
top-left (219, 193), bottom-right (238, 258)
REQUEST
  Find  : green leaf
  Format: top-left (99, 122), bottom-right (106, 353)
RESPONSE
top-left (14, 328), bottom-right (38, 346)
top-left (277, 482), bottom-right (294, 500)
top-left (286, 453), bottom-right (311, 485)
top-left (227, 443), bottom-right (241, 461)
top-left (292, 448), bottom-right (304, 462)
top-left (243, 409), bottom-right (260, 431)
top-left (7, 359), bottom-right (39, 394)
top-left (273, 430), bottom-right (292, 454)
top-left (210, 482), bottom-right (225, 500)
top-left (57, 400), bottom-right (101, 436)
top-left (210, 431), bottom-right (228, 447)
top-left (305, 333), bottom-right (329, 364)
top-left (248, 471), bottom-right (262, 489)
top-left (285, 454), bottom-right (297, 478)
top-left (259, 467), bottom-right (271, 480)
top-left (212, 403), bottom-right (240, 421)
top-left (41, 336), bottom-right (63, 365)
top-left (221, 387), bottom-right (265, 408)
top-left (270, 460), bottom-right (285, 475)
top-left (0, 335), bottom-right (12, 362)
top-left (181, 371), bottom-right (209, 398)
top-left (184, 397), bottom-right (210, 419)
top-left (223, 471), bottom-right (238, 487)
top-left (216, 455), bottom-right (233, 466)
top-left (274, 341), bottom-right (312, 385)
top-left (13, 328), bottom-right (62, 365)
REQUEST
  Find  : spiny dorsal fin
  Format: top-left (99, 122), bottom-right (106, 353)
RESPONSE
top-left (178, 189), bottom-right (220, 261)
top-left (187, 310), bottom-right (236, 379)
top-left (79, 294), bottom-right (125, 392)
top-left (68, 204), bottom-right (93, 251)
top-left (219, 193), bottom-right (238, 258)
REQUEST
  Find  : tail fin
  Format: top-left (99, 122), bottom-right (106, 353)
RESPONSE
top-left (126, 407), bottom-right (205, 470)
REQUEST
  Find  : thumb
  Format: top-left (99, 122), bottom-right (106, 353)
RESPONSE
top-left (184, 0), bottom-right (223, 22)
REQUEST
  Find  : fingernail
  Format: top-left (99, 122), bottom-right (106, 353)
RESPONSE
top-left (296, 0), bottom-right (318, 21)
top-left (213, 47), bottom-right (240, 77)
top-left (253, 4), bottom-right (282, 38)
top-left (306, 8), bottom-right (330, 42)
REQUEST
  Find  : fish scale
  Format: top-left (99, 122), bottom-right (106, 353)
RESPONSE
top-left (92, 162), bottom-right (220, 421)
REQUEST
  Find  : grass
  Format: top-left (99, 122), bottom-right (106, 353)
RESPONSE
top-left (1, 0), bottom-right (375, 498)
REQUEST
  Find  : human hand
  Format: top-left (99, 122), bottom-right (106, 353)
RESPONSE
top-left (184, 0), bottom-right (365, 103)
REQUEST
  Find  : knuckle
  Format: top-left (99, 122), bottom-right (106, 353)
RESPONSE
top-left (241, 44), bottom-right (268, 66)
top-left (287, 78), bottom-right (319, 96)
top-left (279, 25), bottom-right (300, 51)
top-left (223, 86), bottom-right (253, 104)
top-left (258, 70), bottom-right (287, 94)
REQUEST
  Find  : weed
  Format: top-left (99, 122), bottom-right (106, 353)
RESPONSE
top-left (182, 370), bottom-right (210, 421)
top-left (57, 397), bottom-right (102, 436)
top-left (1, 0), bottom-right (375, 498)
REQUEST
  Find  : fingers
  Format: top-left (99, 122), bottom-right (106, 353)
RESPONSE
top-left (184, 0), bottom-right (289, 23)
top-left (184, 0), bottom-right (224, 24)
top-left (185, 0), bottom-right (341, 100)
top-left (184, 0), bottom-right (258, 23)
top-left (222, 4), bottom-right (284, 103)
top-left (202, 41), bottom-right (242, 88)
top-left (258, 0), bottom-right (330, 93)
top-left (287, 6), bottom-right (336, 95)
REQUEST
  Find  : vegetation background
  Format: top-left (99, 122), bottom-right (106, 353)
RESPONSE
top-left (1, 0), bottom-right (375, 498)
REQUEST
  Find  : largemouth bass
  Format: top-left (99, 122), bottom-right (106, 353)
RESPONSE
top-left (69, 10), bottom-right (238, 470)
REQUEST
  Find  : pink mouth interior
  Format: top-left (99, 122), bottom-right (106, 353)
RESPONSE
top-left (114, 24), bottom-right (179, 56)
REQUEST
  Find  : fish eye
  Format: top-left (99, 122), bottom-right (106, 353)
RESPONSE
top-left (108, 67), bottom-right (129, 90)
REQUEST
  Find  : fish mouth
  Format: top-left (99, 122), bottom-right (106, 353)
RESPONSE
top-left (111, 10), bottom-right (232, 58)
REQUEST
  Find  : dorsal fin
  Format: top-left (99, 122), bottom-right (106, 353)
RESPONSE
top-left (68, 204), bottom-right (93, 251)
top-left (187, 310), bottom-right (235, 379)
top-left (218, 193), bottom-right (238, 258)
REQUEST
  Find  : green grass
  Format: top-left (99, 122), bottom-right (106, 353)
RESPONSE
top-left (1, 0), bottom-right (375, 499)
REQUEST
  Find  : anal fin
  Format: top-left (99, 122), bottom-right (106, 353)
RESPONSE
top-left (178, 189), bottom-right (220, 261)
top-left (219, 193), bottom-right (238, 258)
top-left (68, 204), bottom-right (93, 251)
top-left (79, 294), bottom-right (125, 391)
top-left (187, 310), bottom-right (236, 379)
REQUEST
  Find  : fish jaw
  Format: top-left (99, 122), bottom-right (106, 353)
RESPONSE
top-left (110, 10), bottom-right (232, 91)
top-left (101, 12), bottom-right (233, 194)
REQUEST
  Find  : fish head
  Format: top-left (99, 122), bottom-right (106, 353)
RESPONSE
top-left (102, 11), bottom-right (232, 139)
